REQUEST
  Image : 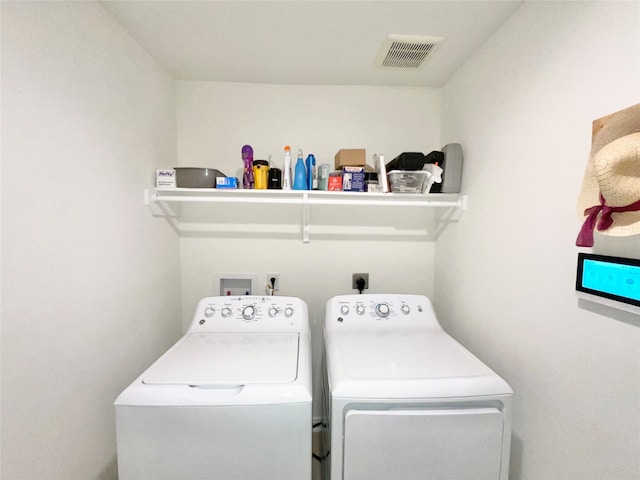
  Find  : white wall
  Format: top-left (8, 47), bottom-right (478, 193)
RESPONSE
top-left (437, 2), bottom-right (639, 479)
top-left (176, 82), bottom-right (442, 417)
top-left (5, 2), bottom-right (637, 479)
top-left (1, 3), bottom-right (182, 479)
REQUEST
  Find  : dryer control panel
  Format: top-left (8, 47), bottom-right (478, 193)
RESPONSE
top-left (325, 294), bottom-right (442, 331)
top-left (188, 295), bottom-right (309, 333)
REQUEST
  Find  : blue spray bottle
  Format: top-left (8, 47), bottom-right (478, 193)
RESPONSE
top-left (305, 153), bottom-right (317, 190)
top-left (293, 149), bottom-right (307, 190)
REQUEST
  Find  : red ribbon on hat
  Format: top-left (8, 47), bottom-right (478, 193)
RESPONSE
top-left (576, 194), bottom-right (640, 247)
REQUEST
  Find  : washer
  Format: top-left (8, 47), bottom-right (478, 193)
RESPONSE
top-left (115, 295), bottom-right (312, 480)
top-left (323, 294), bottom-right (513, 480)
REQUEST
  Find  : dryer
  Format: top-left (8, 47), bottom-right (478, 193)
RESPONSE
top-left (323, 294), bottom-right (512, 480)
top-left (115, 295), bottom-right (312, 480)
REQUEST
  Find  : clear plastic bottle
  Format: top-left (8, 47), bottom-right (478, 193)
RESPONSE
top-left (293, 149), bottom-right (307, 190)
top-left (283, 146), bottom-right (292, 190)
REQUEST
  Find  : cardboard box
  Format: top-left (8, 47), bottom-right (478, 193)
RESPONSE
top-left (335, 149), bottom-right (366, 169)
top-left (342, 166), bottom-right (365, 192)
top-left (156, 169), bottom-right (176, 188)
top-left (216, 177), bottom-right (238, 189)
top-left (328, 173), bottom-right (343, 191)
top-left (365, 183), bottom-right (382, 193)
top-left (318, 164), bottom-right (330, 190)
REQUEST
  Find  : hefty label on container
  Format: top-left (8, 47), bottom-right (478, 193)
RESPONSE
top-left (156, 169), bottom-right (176, 188)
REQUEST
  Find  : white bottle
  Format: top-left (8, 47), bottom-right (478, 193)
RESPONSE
top-left (283, 145), bottom-right (292, 190)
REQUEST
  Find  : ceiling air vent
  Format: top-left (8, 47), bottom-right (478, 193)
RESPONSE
top-left (375, 34), bottom-right (444, 69)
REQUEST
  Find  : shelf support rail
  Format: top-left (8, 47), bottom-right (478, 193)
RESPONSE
top-left (147, 188), bottom-right (467, 209)
top-left (302, 193), bottom-right (310, 243)
top-left (147, 191), bottom-right (305, 205)
top-left (144, 189), bottom-right (468, 242)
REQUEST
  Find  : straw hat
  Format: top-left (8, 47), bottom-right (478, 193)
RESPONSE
top-left (576, 103), bottom-right (640, 247)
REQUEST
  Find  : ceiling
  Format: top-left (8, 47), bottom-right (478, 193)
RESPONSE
top-left (101, 1), bottom-right (522, 87)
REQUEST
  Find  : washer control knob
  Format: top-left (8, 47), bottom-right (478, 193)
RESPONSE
top-left (401, 304), bottom-right (410, 315)
top-left (375, 303), bottom-right (390, 317)
top-left (242, 305), bottom-right (256, 320)
top-left (221, 307), bottom-right (232, 318)
top-left (269, 307), bottom-right (278, 318)
top-left (340, 305), bottom-right (350, 315)
top-left (284, 307), bottom-right (294, 318)
top-left (356, 305), bottom-right (365, 315)
top-left (204, 307), bottom-right (215, 317)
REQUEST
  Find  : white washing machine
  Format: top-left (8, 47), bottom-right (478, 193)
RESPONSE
top-left (323, 294), bottom-right (513, 480)
top-left (115, 295), bottom-right (312, 480)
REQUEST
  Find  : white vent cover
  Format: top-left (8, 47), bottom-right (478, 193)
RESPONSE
top-left (375, 34), bottom-right (444, 69)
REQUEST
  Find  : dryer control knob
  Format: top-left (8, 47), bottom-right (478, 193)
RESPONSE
top-left (284, 307), bottom-right (294, 318)
top-left (375, 303), bottom-right (390, 317)
top-left (221, 307), bottom-right (232, 318)
top-left (242, 306), bottom-right (256, 320)
top-left (269, 307), bottom-right (278, 318)
top-left (356, 305), bottom-right (365, 315)
top-left (204, 307), bottom-right (215, 317)
top-left (340, 305), bottom-right (350, 315)
top-left (401, 304), bottom-right (410, 315)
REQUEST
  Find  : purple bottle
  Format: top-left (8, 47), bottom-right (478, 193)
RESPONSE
top-left (242, 145), bottom-right (254, 189)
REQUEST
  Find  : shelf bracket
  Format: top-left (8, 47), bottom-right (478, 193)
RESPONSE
top-left (302, 193), bottom-right (310, 243)
top-left (458, 194), bottom-right (468, 211)
top-left (144, 187), bottom-right (179, 218)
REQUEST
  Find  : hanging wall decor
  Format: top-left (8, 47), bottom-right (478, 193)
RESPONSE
top-left (576, 103), bottom-right (640, 247)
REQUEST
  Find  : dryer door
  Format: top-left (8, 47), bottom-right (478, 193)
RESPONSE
top-left (343, 407), bottom-right (504, 480)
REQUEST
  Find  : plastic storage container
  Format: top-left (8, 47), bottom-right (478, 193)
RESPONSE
top-left (175, 168), bottom-right (225, 188)
top-left (387, 170), bottom-right (431, 193)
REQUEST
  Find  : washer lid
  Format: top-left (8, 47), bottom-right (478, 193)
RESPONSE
top-left (142, 332), bottom-right (299, 386)
top-left (333, 330), bottom-right (492, 380)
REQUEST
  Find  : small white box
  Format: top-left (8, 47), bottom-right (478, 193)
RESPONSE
top-left (156, 169), bottom-right (176, 188)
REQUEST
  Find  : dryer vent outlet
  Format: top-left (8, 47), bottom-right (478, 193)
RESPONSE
top-left (352, 273), bottom-right (369, 291)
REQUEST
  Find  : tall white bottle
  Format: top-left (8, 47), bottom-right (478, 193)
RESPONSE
top-left (283, 145), bottom-right (292, 190)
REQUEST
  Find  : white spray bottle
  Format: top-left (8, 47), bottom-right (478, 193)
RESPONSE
top-left (283, 145), bottom-right (292, 190)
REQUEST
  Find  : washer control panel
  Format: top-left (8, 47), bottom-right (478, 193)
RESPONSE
top-left (335, 299), bottom-right (414, 319)
top-left (189, 296), bottom-right (307, 333)
top-left (326, 294), bottom-right (441, 330)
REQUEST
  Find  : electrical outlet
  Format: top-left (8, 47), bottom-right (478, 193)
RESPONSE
top-left (352, 273), bottom-right (369, 290)
top-left (266, 273), bottom-right (280, 293)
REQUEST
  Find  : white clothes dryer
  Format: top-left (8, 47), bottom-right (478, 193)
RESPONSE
top-left (323, 294), bottom-right (512, 480)
top-left (115, 295), bottom-right (312, 480)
